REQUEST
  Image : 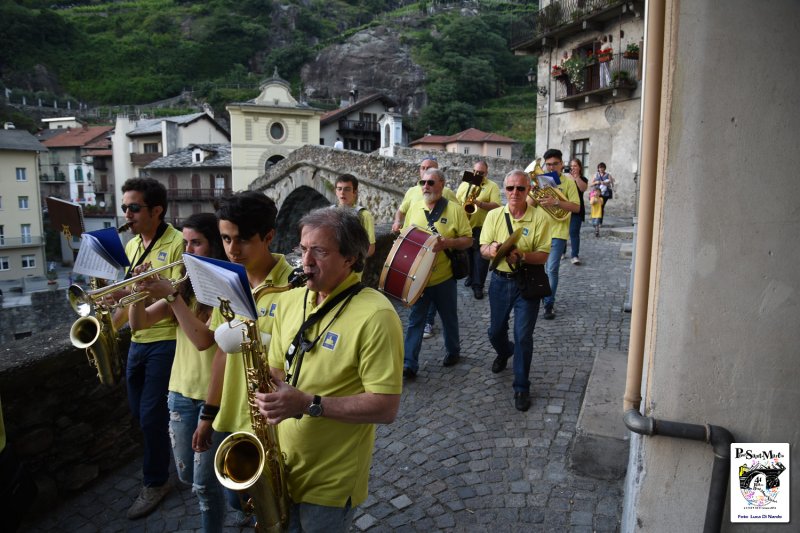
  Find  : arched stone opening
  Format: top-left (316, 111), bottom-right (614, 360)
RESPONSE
top-left (265, 154), bottom-right (285, 170)
top-left (273, 185), bottom-right (331, 253)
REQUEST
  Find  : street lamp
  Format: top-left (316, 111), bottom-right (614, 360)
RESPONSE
top-left (527, 67), bottom-right (548, 96)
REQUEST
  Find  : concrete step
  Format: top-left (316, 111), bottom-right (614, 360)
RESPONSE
top-left (568, 349), bottom-right (630, 480)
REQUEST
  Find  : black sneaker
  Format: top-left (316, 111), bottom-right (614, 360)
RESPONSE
top-left (442, 353), bottom-right (460, 367)
top-left (514, 391), bottom-right (531, 412)
top-left (473, 287), bottom-right (484, 300)
top-left (543, 306), bottom-right (555, 320)
top-left (403, 367), bottom-right (417, 379)
top-left (491, 355), bottom-right (508, 373)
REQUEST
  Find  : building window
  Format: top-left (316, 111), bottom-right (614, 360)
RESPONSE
top-left (463, 147), bottom-right (470, 155)
top-left (269, 121), bottom-right (286, 142)
top-left (18, 196), bottom-right (29, 209)
top-left (0, 257), bottom-right (9, 270)
top-left (21, 224), bottom-right (31, 244)
top-left (22, 254), bottom-right (36, 269)
top-left (74, 167), bottom-right (83, 182)
top-left (0, 195), bottom-right (3, 209)
top-left (103, 222), bottom-right (112, 229)
top-left (143, 142), bottom-right (159, 153)
top-left (571, 138), bottom-right (590, 168)
top-left (496, 148), bottom-right (502, 157)
top-left (0, 225), bottom-right (4, 245)
top-left (16, 168), bottom-right (27, 181)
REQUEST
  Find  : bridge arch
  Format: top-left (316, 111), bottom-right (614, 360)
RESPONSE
top-left (273, 185), bottom-right (331, 253)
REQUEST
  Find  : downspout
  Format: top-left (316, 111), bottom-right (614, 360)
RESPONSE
top-left (622, 1), bottom-right (734, 532)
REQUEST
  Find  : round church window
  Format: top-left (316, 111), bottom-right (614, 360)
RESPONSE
top-left (269, 121), bottom-right (286, 142)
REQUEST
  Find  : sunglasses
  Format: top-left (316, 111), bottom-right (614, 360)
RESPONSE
top-left (121, 203), bottom-right (149, 213)
top-left (505, 186), bottom-right (527, 192)
top-left (419, 179), bottom-right (438, 187)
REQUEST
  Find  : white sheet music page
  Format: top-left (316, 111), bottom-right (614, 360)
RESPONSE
top-left (182, 253), bottom-right (257, 321)
top-left (72, 234), bottom-right (123, 280)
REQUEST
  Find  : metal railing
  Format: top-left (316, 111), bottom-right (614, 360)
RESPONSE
top-left (0, 236), bottom-right (44, 248)
top-left (510, 0), bottom-right (626, 50)
top-left (338, 119), bottom-right (379, 132)
top-left (553, 53), bottom-right (638, 100)
top-left (166, 188), bottom-right (232, 201)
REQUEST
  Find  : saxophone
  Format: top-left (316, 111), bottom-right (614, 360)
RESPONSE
top-left (213, 269), bottom-right (308, 532)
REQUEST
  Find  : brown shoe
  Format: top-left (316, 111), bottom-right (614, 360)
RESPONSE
top-left (127, 481), bottom-right (172, 519)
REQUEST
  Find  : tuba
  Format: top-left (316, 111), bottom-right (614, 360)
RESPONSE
top-left (68, 259), bottom-right (187, 386)
top-left (461, 170), bottom-right (483, 216)
top-left (213, 269), bottom-right (308, 532)
top-left (525, 159), bottom-right (571, 221)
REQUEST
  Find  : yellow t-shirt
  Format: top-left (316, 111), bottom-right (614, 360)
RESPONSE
top-left (267, 272), bottom-right (403, 507)
top-left (403, 198), bottom-right (472, 286)
top-left (480, 205), bottom-right (551, 274)
top-left (210, 254), bottom-right (296, 433)
top-left (124, 224), bottom-right (184, 343)
top-left (536, 175), bottom-right (580, 241)
top-left (456, 178), bottom-right (502, 229)
top-left (168, 298), bottom-right (217, 401)
top-left (356, 208), bottom-right (376, 245)
top-left (590, 196), bottom-right (604, 219)
top-left (399, 183), bottom-right (458, 214)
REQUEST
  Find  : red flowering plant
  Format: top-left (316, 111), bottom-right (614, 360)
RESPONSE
top-left (597, 47), bottom-right (614, 62)
top-left (551, 64), bottom-right (566, 78)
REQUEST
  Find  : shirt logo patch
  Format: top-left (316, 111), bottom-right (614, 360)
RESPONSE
top-left (523, 228), bottom-right (530, 236)
top-left (268, 303), bottom-right (277, 317)
top-left (440, 217), bottom-right (448, 224)
top-left (322, 332), bottom-right (339, 350)
top-left (259, 306), bottom-right (267, 317)
top-left (157, 251), bottom-right (167, 262)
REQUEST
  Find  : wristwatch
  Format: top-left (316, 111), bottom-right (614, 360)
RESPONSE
top-left (308, 395), bottom-right (323, 417)
top-left (164, 291), bottom-right (178, 304)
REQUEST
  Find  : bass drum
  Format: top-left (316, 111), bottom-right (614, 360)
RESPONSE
top-left (379, 225), bottom-right (438, 307)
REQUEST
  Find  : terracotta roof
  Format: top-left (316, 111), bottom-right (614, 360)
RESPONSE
top-left (41, 126), bottom-right (113, 148)
top-left (409, 127), bottom-right (516, 146)
top-left (320, 93), bottom-right (397, 125)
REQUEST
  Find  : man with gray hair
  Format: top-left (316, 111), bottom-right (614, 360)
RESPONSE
top-left (255, 207), bottom-right (403, 532)
top-left (400, 168), bottom-right (473, 378)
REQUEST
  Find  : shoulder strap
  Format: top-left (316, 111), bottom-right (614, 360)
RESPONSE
top-left (424, 198), bottom-right (448, 234)
top-left (504, 211), bottom-right (514, 237)
top-left (125, 222), bottom-right (168, 279)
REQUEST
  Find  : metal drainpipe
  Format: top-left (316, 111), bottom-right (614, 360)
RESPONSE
top-left (621, 1), bottom-right (735, 532)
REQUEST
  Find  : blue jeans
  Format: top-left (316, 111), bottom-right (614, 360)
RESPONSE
top-left (426, 302), bottom-right (436, 328)
top-left (569, 215), bottom-right (583, 259)
top-left (288, 499), bottom-right (354, 533)
top-left (127, 340), bottom-right (175, 487)
top-left (543, 238), bottom-right (566, 309)
top-left (467, 227), bottom-right (489, 289)
top-left (168, 392), bottom-right (226, 532)
top-left (404, 278), bottom-right (460, 372)
top-left (487, 273), bottom-right (541, 393)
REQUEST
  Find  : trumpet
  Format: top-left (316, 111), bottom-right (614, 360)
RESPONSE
top-left (524, 159), bottom-right (571, 221)
top-left (68, 260), bottom-right (187, 316)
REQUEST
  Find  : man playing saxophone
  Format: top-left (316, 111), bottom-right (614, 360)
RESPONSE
top-left (456, 160), bottom-right (501, 299)
top-left (192, 191), bottom-right (297, 525)
top-left (527, 149), bottom-right (580, 320)
top-left (254, 207), bottom-right (403, 532)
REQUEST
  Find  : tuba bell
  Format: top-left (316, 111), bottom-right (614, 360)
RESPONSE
top-left (525, 158), bottom-right (571, 221)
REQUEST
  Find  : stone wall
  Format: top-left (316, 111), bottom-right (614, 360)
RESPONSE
top-left (0, 325), bottom-right (137, 510)
top-left (0, 288), bottom-right (75, 344)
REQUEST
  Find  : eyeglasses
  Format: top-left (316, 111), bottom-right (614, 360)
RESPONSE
top-left (121, 203), bottom-right (149, 213)
top-left (293, 245), bottom-right (331, 261)
top-left (505, 186), bottom-right (527, 192)
top-left (419, 179), bottom-right (438, 187)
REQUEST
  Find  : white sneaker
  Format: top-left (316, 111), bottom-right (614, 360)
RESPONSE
top-left (127, 481), bottom-right (172, 519)
top-left (423, 324), bottom-right (434, 339)
top-left (571, 257), bottom-right (581, 265)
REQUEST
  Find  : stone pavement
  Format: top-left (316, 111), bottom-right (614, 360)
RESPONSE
top-left (20, 221), bottom-right (631, 533)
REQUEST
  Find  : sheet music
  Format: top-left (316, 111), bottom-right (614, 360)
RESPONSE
top-left (73, 234), bottom-right (124, 280)
top-left (536, 173), bottom-right (559, 189)
top-left (183, 253), bottom-right (257, 321)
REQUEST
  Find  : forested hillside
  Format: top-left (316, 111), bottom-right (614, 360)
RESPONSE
top-left (0, 0), bottom-right (538, 152)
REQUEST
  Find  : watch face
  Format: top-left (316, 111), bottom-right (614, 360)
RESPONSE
top-left (309, 404), bottom-right (322, 417)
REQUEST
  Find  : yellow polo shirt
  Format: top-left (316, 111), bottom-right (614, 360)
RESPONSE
top-left (480, 205), bottom-right (551, 274)
top-left (210, 254), bottom-right (296, 433)
top-left (403, 198), bottom-right (472, 286)
top-left (456, 177), bottom-right (502, 229)
top-left (267, 272), bottom-right (403, 507)
top-left (399, 183), bottom-right (458, 214)
top-left (125, 224), bottom-right (184, 343)
top-left (535, 175), bottom-right (580, 241)
top-left (356, 207), bottom-right (376, 245)
top-left (168, 298), bottom-right (216, 401)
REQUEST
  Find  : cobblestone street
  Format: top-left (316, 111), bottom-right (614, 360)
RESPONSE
top-left (22, 225), bottom-right (631, 533)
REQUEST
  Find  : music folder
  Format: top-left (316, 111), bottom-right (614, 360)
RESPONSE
top-left (72, 227), bottom-right (130, 280)
top-left (182, 253), bottom-right (257, 321)
top-left (45, 197), bottom-right (85, 237)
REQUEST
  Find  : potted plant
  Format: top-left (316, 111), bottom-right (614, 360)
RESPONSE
top-left (562, 53), bottom-right (593, 92)
top-left (611, 70), bottom-right (631, 86)
top-left (551, 64), bottom-right (566, 78)
top-left (597, 47), bottom-right (614, 63)
top-left (623, 43), bottom-right (640, 59)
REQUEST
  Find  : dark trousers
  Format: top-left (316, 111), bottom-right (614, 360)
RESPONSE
top-left (466, 227), bottom-right (489, 289)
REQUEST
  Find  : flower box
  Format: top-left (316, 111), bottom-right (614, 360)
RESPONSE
top-left (623, 51), bottom-right (639, 60)
top-left (551, 66), bottom-right (566, 78)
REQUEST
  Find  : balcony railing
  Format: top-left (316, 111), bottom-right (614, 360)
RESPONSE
top-left (166, 188), bottom-right (232, 201)
top-left (552, 54), bottom-right (639, 106)
top-left (338, 119), bottom-right (379, 133)
top-left (510, 0), bottom-right (634, 51)
top-left (0, 236), bottom-right (44, 248)
top-left (130, 153), bottom-right (161, 166)
top-left (40, 173), bottom-right (67, 183)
